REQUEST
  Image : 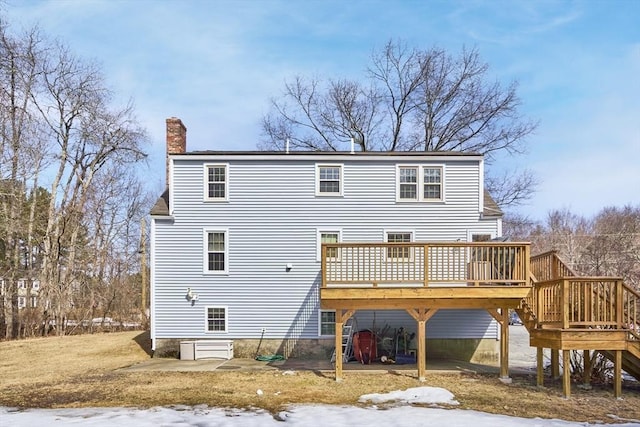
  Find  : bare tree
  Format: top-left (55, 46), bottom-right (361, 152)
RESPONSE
top-left (33, 48), bottom-right (148, 333)
top-left (0, 19), bottom-right (150, 338)
top-left (261, 40), bottom-right (538, 208)
top-left (505, 205), bottom-right (640, 290)
top-left (0, 22), bottom-right (49, 338)
top-left (582, 206), bottom-right (640, 287)
top-left (486, 169), bottom-right (539, 209)
top-left (502, 212), bottom-right (538, 242)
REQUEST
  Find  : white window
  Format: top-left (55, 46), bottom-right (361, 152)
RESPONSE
top-left (204, 164), bottom-right (228, 201)
top-left (0, 279), bottom-right (4, 295)
top-left (32, 280), bottom-right (40, 291)
top-left (17, 296), bottom-right (26, 309)
top-left (386, 231), bottom-right (413, 260)
top-left (17, 279), bottom-right (26, 289)
top-left (423, 167), bottom-right (443, 201)
top-left (398, 166), bottom-right (418, 200)
top-left (316, 164), bottom-right (343, 196)
top-left (30, 296), bottom-right (37, 308)
top-left (206, 306), bottom-right (228, 333)
top-left (317, 229), bottom-right (342, 262)
top-left (396, 165), bottom-right (445, 202)
top-left (204, 229), bottom-right (228, 274)
top-left (319, 310), bottom-right (336, 336)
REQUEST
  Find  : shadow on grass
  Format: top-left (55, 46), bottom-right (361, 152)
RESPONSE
top-left (132, 330), bottom-right (153, 357)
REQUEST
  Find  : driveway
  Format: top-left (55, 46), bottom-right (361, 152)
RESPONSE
top-left (509, 324), bottom-right (538, 370)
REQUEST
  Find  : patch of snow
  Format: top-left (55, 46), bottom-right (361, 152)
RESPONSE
top-left (4, 404), bottom-right (640, 427)
top-left (358, 386), bottom-right (459, 405)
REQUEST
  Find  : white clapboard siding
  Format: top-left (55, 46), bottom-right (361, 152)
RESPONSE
top-left (152, 154), bottom-right (500, 342)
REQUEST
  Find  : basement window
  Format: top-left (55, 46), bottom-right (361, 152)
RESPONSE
top-left (319, 310), bottom-right (336, 336)
top-left (206, 306), bottom-right (228, 333)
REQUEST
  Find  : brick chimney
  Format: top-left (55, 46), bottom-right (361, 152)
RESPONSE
top-left (166, 117), bottom-right (187, 188)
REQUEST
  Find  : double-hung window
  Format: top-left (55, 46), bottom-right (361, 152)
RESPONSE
top-left (204, 229), bottom-right (228, 274)
top-left (205, 164), bottom-right (228, 201)
top-left (396, 165), bottom-right (444, 202)
top-left (398, 167), bottom-right (418, 200)
top-left (317, 229), bottom-right (342, 261)
top-left (316, 164), bottom-right (342, 196)
top-left (386, 231), bottom-right (413, 260)
top-left (423, 167), bottom-right (442, 200)
top-left (206, 306), bottom-right (228, 333)
top-left (319, 310), bottom-right (336, 336)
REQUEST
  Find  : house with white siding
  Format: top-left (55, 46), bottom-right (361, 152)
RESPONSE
top-left (150, 117), bottom-right (533, 378)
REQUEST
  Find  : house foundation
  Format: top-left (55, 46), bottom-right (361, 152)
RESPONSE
top-left (153, 337), bottom-right (498, 362)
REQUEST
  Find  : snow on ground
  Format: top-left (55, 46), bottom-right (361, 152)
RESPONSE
top-left (2, 386), bottom-right (639, 427)
top-left (358, 386), bottom-right (458, 405)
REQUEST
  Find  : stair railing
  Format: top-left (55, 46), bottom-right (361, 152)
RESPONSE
top-left (622, 282), bottom-right (640, 341)
top-left (530, 250), bottom-right (640, 335)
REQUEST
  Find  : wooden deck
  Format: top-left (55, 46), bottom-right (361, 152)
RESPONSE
top-left (320, 244), bottom-right (640, 398)
top-left (320, 242), bottom-right (532, 382)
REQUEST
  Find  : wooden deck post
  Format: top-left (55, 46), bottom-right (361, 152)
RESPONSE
top-left (583, 350), bottom-right (591, 387)
top-left (524, 244), bottom-right (531, 284)
top-left (417, 317), bottom-right (426, 381)
top-left (334, 309), bottom-right (355, 382)
top-left (562, 349), bottom-right (571, 398)
top-left (423, 244), bottom-right (429, 287)
top-left (551, 349), bottom-right (560, 379)
top-left (614, 350), bottom-right (622, 398)
top-left (321, 245), bottom-right (327, 288)
top-left (616, 280), bottom-right (624, 329)
top-left (335, 315), bottom-right (344, 382)
top-left (562, 279), bottom-right (570, 329)
top-left (537, 347), bottom-right (544, 387)
top-left (499, 307), bottom-right (510, 381)
top-left (551, 251), bottom-right (559, 279)
top-left (406, 308), bottom-right (437, 382)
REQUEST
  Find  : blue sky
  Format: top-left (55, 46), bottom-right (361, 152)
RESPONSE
top-left (4, 0), bottom-right (639, 220)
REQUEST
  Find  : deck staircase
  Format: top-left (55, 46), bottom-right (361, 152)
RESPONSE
top-left (517, 251), bottom-right (640, 383)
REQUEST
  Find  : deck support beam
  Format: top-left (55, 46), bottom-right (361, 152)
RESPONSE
top-left (551, 349), bottom-right (560, 379)
top-left (562, 349), bottom-right (571, 398)
top-left (334, 309), bottom-right (355, 382)
top-left (488, 308), bottom-right (510, 381)
top-left (614, 350), bottom-right (622, 398)
top-left (406, 308), bottom-right (438, 381)
top-left (583, 350), bottom-right (591, 388)
top-left (536, 347), bottom-right (544, 387)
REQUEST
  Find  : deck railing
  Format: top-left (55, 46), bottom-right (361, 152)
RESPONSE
top-left (321, 242), bottom-right (531, 288)
top-left (528, 251), bottom-right (640, 333)
top-left (530, 250), bottom-right (577, 281)
top-left (533, 277), bottom-right (639, 330)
